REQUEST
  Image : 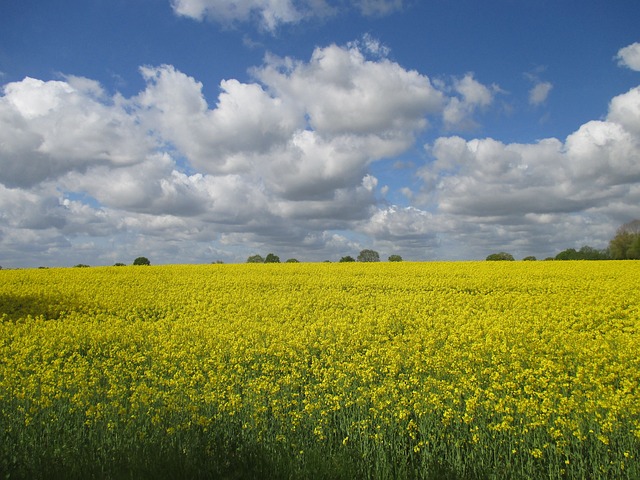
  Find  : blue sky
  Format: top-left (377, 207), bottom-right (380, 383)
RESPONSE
top-left (1, 0), bottom-right (639, 266)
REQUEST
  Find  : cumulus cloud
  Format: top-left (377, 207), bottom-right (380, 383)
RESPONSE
top-left (0, 76), bottom-right (152, 188)
top-left (608, 83), bottom-right (640, 135)
top-left (135, 65), bottom-right (301, 174)
top-left (170, 0), bottom-right (335, 31)
top-left (529, 81), bottom-right (553, 106)
top-left (0, 39), bottom-right (454, 265)
top-left (135, 42), bottom-right (443, 204)
top-left (616, 42), bottom-right (640, 71)
top-left (359, 205), bottom-right (438, 242)
top-left (415, 85), bottom-right (640, 258)
top-left (441, 73), bottom-right (499, 130)
top-left (3, 38), bottom-right (639, 265)
top-left (170, 0), bottom-right (405, 31)
top-left (256, 43), bottom-right (443, 137)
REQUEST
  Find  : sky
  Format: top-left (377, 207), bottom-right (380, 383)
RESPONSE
top-left (1, 0), bottom-right (639, 267)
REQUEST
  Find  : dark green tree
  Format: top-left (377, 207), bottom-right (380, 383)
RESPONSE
top-left (357, 249), bottom-right (380, 262)
top-left (247, 255), bottom-right (264, 263)
top-left (577, 245), bottom-right (610, 260)
top-left (555, 248), bottom-right (578, 260)
top-left (522, 256), bottom-right (537, 261)
top-left (388, 255), bottom-right (403, 262)
top-left (285, 258), bottom-right (299, 263)
top-left (628, 235), bottom-right (640, 259)
top-left (555, 246), bottom-right (609, 260)
top-left (486, 252), bottom-right (514, 261)
top-left (264, 253), bottom-right (280, 263)
top-left (133, 257), bottom-right (150, 266)
top-left (609, 219), bottom-right (640, 259)
top-left (339, 256), bottom-right (356, 263)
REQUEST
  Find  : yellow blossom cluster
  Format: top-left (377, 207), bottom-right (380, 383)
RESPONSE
top-left (0, 261), bottom-right (638, 478)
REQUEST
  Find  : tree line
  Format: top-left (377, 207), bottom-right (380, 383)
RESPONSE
top-left (246, 249), bottom-right (402, 264)
top-left (4, 221), bottom-right (637, 270)
top-left (486, 219), bottom-right (640, 261)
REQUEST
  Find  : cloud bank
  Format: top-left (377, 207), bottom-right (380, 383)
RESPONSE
top-left (1, 40), bottom-right (639, 266)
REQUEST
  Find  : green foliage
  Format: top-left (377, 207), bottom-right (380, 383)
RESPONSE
top-left (609, 219), bottom-right (640, 259)
top-left (285, 258), bottom-right (299, 263)
top-left (522, 256), bottom-right (537, 261)
top-left (114, 263), bottom-right (126, 267)
top-left (246, 255), bottom-right (264, 263)
top-left (133, 257), bottom-right (150, 266)
top-left (486, 252), bottom-right (514, 261)
top-left (555, 246), bottom-right (610, 260)
top-left (388, 255), bottom-right (403, 262)
top-left (73, 264), bottom-right (90, 268)
top-left (264, 253), bottom-right (280, 263)
top-left (629, 235), bottom-right (640, 259)
top-left (357, 249), bottom-right (380, 262)
top-left (339, 256), bottom-right (356, 263)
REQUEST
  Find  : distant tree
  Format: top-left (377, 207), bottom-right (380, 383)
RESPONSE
top-left (629, 236), bottom-right (640, 259)
top-left (285, 258), bottom-right (299, 263)
top-left (486, 252), bottom-right (515, 261)
top-left (264, 253), bottom-right (280, 263)
top-left (555, 248), bottom-right (576, 260)
top-left (577, 245), bottom-right (610, 260)
top-left (388, 255), bottom-right (403, 262)
top-left (74, 264), bottom-right (90, 268)
top-left (522, 256), bottom-right (537, 261)
top-left (212, 260), bottom-right (224, 264)
top-left (133, 257), bottom-right (150, 266)
top-left (339, 256), bottom-right (356, 263)
top-left (609, 219), bottom-right (640, 259)
top-left (114, 263), bottom-right (126, 267)
top-left (555, 246), bottom-right (610, 260)
top-left (247, 254), bottom-right (264, 263)
top-left (357, 249), bottom-right (380, 262)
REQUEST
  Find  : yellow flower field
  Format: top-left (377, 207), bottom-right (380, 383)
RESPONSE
top-left (1, 261), bottom-right (639, 479)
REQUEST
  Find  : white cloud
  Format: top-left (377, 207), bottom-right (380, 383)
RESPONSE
top-left (170, 0), bottom-right (405, 31)
top-left (529, 81), bottom-right (553, 106)
top-left (136, 64), bottom-right (301, 175)
top-left (2, 39), bottom-right (640, 265)
top-left (348, 33), bottom-right (391, 58)
top-left (135, 42), bottom-right (443, 204)
top-left (0, 76), bottom-right (152, 188)
top-left (2, 39), bottom-right (451, 265)
top-left (256, 44), bottom-right (443, 137)
top-left (608, 84), bottom-right (640, 136)
top-left (355, 0), bottom-right (403, 16)
top-left (170, 0), bottom-right (335, 31)
top-left (616, 42), bottom-right (640, 71)
top-left (415, 85), bottom-right (640, 258)
top-left (442, 73), bottom-right (499, 130)
top-left (360, 205), bottom-right (437, 240)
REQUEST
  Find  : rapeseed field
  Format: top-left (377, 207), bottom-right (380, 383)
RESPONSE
top-left (1, 262), bottom-right (638, 479)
